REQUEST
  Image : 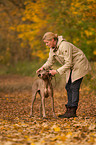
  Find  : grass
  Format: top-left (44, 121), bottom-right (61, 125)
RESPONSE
top-left (0, 61), bottom-right (96, 93)
top-left (0, 60), bottom-right (45, 77)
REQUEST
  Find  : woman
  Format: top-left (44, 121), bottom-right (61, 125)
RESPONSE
top-left (36, 32), bottom-right (91, 118)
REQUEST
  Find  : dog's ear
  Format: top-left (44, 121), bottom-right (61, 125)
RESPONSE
top-left (45, 67), bottom-right (52, 72)
top-left (48, 66), bottom-right (52, 70)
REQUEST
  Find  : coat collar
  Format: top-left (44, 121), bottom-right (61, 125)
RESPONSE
top-left (52, 36), bottom-right (66, 52)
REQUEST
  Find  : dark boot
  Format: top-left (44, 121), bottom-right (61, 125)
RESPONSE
top-left (58, 106), bottom-right (69, 118)
top-left (58, 106), bottom-right (77, 118)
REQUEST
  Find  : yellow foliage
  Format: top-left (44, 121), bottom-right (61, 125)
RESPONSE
top-left (51, 125), bottom-right (61, 132)
top-left (71, 0), bottom-right (96, 21)
top-left (93, 50), bottom-right (96, 55)
top-left (15, 0), bottom-right (96, 60)
top-left (32, 50), bottom-right (48, 60)
top-left (73, 38), bottom-right (79, 44)
top-left (31, 143), bottom-right (35, 145)
top-left (87, 41), bottom-right (92, 44)
top-left (10, 26), bottom-right (15, 30)
top-left (16, 0), bottom-right (51, 60)
top-left (66, 132), bottom-right (73, 138)
top-left (54, 127), bottom-right (61, 132)
top-left (84, 30), bottom-right (93, 37)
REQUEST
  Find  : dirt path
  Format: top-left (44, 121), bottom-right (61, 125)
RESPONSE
top-left (0, 74), bottom-right (34, 92)
top-left (0, 75), bottom-right (96, 145)
top-left (0, 74), bottom-right (95, 119)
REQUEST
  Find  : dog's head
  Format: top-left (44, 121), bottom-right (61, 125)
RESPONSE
top-left (37, 70), bottom-right (52, 80)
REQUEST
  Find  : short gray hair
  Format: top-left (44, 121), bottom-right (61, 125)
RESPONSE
top-left (43, 32), bottom-right (58, 41)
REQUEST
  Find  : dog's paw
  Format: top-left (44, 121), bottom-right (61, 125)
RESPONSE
top-left (53, 115), bottom-right (57, 119)
top-left (29, 115), bottom-right (34, 118)
top-left (40, 115), bottom-right (43, 118)
top-left (43, 117), bottom-right (48, 120)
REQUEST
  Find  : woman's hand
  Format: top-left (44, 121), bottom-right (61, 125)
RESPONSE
top-left (49, 70), bottom-right (58, 76)
top-left (36, 67), bottom-right (44, 74)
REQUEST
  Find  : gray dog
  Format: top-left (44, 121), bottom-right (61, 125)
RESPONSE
top-left (30, 70), bottom-right (56, 118)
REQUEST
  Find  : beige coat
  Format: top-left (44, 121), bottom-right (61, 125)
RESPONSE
top-left (43, 36), bottom-right (91, 83)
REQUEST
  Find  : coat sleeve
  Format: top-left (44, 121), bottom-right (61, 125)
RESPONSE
top-left (43, 48), bottom-right (55, 69)
top-left (57, 42), bottom-right (73, 75)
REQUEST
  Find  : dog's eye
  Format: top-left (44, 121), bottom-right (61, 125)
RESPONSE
top-left (42, 73), bottom-right (45, 76)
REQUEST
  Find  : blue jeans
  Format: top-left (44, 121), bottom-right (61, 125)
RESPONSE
top-left (65, 72), bottom-right (83, 108)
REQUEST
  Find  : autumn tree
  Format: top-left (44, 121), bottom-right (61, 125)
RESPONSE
top-left (70, 0), bottom-right (96, 60)
top-left (0, 0), bottom-right (29, 64)
top-left (0, 0), bottom-right (95, 64)
top-left (17, 0), bottom-right (96, 61)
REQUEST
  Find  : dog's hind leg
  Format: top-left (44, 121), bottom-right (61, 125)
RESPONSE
top-left (30, 91), bottom-right (37, 117)
top-left (39, 93), bottom-right (43, 118)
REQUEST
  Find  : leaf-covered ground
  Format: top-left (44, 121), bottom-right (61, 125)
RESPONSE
top-left (0, 75), bottom-right (96, 145)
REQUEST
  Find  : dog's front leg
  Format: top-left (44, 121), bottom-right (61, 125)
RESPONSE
top-left (41, 91), bottom-right (46, 118)
top-left (50, 88), bottom-right (57, 118)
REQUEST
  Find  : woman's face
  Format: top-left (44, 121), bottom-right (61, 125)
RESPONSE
top-left (44, 39), bottom-right (56, 48)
